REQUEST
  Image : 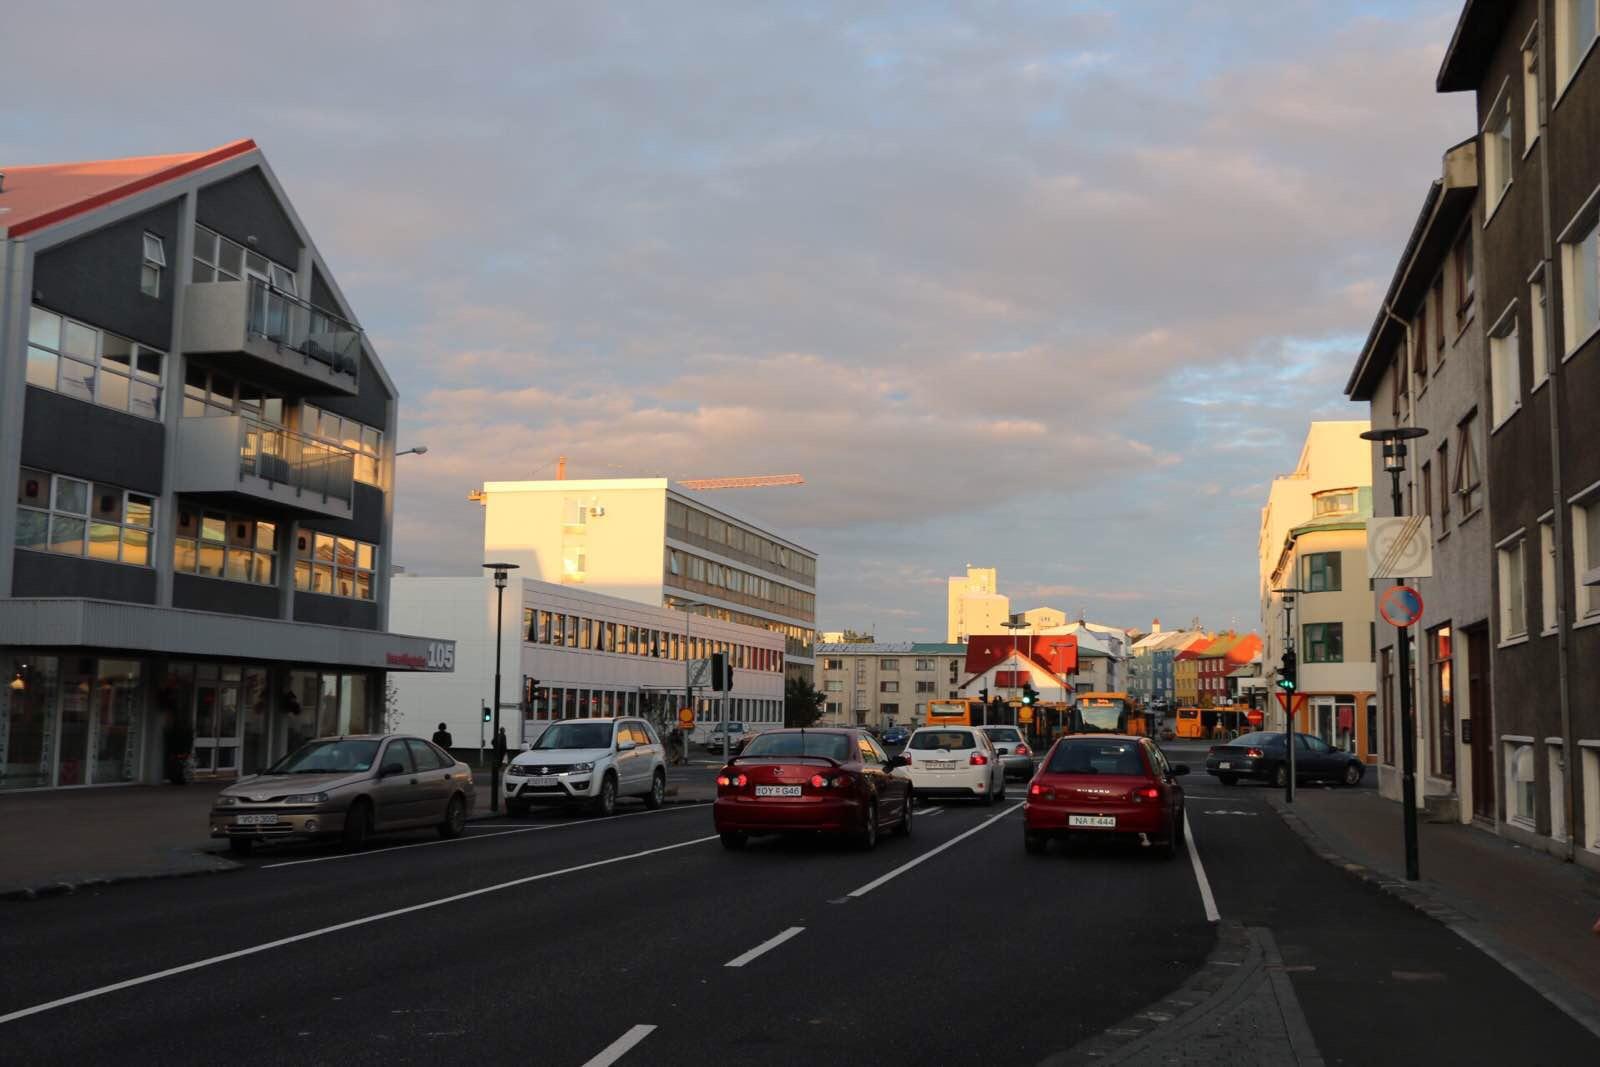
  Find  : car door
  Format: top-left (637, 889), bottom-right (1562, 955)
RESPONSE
top-left (625, 721), bottom-right (654, 795)
top-left (1146, 740), bottom-right (1182, 829)
top-left (863, 734), bottom-right (906, 823)
top-left (405, 738), bottom-right (452, 821)
top-left (855, 734), bottom-right (890, 826)
top-left (615, 721), bottom-right (645, 795)
top-left (374, 739), bottom-right (419, 827)
top-left (1301, 734), bottom-right (1340, 780)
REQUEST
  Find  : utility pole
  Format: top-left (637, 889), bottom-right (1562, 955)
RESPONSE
top-left (1273, 587), bottom-right (1301, 804)
top-left (482, 562), bottom-right (520, 814)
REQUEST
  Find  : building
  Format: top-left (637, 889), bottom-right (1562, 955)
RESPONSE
top-left (1011, 607), bottom-right (1067, 630)
top-left (813, 642), bottom-right (967, 728)
top-left (947, 565), bottom-right (1009, 643)
top-left (1173, 637), bottom-right (1213, 707)
top-left (1130, 625), bottom-right (1211, 708)
top-left (476, 478), bottom-right (817, 680)
top-left (389, 576), bottom-right (784, 749)
top-left (1345, 139), bottom-right (1495, 821)
top-left (1228, 659), bottom-right (1268, 711)
top-left (1437, 1), bottom-right (1600, 867)
top-left (0, 140), bottom-right (454, 791)
top-left (1196, 633), bottom-right (1264, 707)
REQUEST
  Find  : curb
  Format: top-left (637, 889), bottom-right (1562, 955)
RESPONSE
top-left (1268, 795), bottom-right (1600, 1043)
top-left (1, 856), bottom-right (242, 902)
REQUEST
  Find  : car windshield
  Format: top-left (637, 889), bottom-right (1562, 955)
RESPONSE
top-left (740, 732), bottom-right (852, 760)
top-left (1047, 740), bottom-right (1145, 776)
top-left (271, 739), bottom-right (381, 774)
top-left (984, 728), bottom-right (1022, 743)
top-left (910, 730), bottom-right (976, 751)
top-left (533, 723), bottom-right (614, 750)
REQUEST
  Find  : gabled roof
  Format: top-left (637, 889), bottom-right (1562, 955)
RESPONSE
top-left (0, 139), bottom-right (257, 239)
top-left (1436, 0), bottom-right (1512, 92)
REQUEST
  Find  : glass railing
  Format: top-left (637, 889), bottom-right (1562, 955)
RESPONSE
top-left (240, 420), bottom-right (355, 507)
top-left (245, 278), bottom-right (361, 382)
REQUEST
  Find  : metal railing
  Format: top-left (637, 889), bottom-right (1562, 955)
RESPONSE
top-left (245, 278), bottom-right (361, 381)
top-left (240, 420), bottom-right (355, 507)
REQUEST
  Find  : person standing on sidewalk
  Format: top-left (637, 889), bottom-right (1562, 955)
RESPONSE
top-left (492, 726), bottom-right (508, 767)
top-left (432, 722), bottom-right (453, 749)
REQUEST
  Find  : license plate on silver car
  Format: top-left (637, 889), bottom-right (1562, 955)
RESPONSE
top-left (237, 813), bottom-right (279, 826)
top-left (754, 785), bottom-right (802, 797)
top-left (1219, 762), bottom-right (1232, 769)
top-left (1068, 815), bottom-right (1116, 828)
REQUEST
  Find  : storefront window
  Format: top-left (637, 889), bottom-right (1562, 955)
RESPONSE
top-left (56, 658), bottom-right (96, 785)
top-left (92, 659), bottom-right (142, 784)
top-left (242, 668), bottom-right (269, 774)
top-left (2, 656), bottom-right (59, 790)
top-left (317, 673), bottom-right (340, 737)
top-left (342, 673), bottom-right (371, 734)
top-left (286, 670), bottom-right (321, 755)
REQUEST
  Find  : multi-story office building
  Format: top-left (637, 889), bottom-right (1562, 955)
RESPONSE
top-left (814, 643), bottom-right (966, 728)
top-left (1346, 139), bottom-right (1495, 820)
top-left (1436, 1), bottom-right (1600, 866)
top-left (947, 565), bottom-right (1009, 643)
top-left (0, 140), bottom-right (453, 791)
top-left (476, 478), bottom-right (817, 678)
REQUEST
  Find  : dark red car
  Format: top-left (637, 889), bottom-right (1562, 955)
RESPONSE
top-left (1023, 734), bottom-right (1189, 858)
top-left (713, 728), bottom-right (913, 851)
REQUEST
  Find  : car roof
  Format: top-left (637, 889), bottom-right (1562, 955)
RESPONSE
top-left (1056, 733), bottom-right (1145, 742)
top-left (754, 727), bottom-right (851, 734)
top-left (545, 717), bottom-right (633, 725)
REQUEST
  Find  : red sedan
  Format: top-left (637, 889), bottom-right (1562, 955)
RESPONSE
top-left (713, 728), bottom-right (913, 851)
top-left (1023, 734), bottom-right (1189, 859)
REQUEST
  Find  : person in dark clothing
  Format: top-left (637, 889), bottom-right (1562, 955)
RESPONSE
top-left (432, 722), bottom-right (454, 749)
top-left (492, 726), bottom-right (508, 766)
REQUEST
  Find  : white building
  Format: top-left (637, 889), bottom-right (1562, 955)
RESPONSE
top-left (814, 642), bottom-right (967, 728)
top-left (389, 576), bottom-right (784, 750)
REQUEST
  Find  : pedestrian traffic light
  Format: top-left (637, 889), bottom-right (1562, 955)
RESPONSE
top-left (1277, 649), bottom-right (1297, 692)
top-left (482, 705), bottom-right (492, 723)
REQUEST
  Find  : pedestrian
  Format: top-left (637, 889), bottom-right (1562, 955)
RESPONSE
top-left (432, 721), bottom-right (453, 749)
top-left (492, 725), bottom-right (508, 767)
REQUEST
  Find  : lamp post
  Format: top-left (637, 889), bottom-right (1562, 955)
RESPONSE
top-left (1273, 587), bottom-right (1302, 804)
top-left (675, 598), bottom-right (710, 762)
top-left (1003, 620), bottom-right (1029, 727)
top-left (1361, 425), bottom-right (1427, 881)
top-left (394, 445), bottom-right (429, 458)
top-left (483, 562), bottom-right (519, 813)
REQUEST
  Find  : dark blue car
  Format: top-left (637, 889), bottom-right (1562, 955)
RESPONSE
top-left (882, 727), bottom-right (909, 746)
top-left (1205, 731), bottom-right (1365, 788)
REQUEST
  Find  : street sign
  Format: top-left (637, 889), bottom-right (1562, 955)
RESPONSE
top-left (1368, 516), bottom-right (1433, 579)
top-left (1246, 710), bottom-right (1263, 725)
top-left (1018, 707), bottom-right (1034, 723)
top-left (687, 658), bottom-right (712, 687)
top-left (677, 707), bottom-right (694, 729)
top-left (1378, 585), bottom-right (1425, 628)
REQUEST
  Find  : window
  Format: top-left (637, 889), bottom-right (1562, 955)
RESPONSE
top-left (915, 681), bottom-right (936, 694)
top-left (1421, 462), bottom-right (1434, 535)
top-left (141, 233), bottom-right (166, 297)
top-left (16, 470), bottom-right (155, 566)
top-left (27, 306), bottom-right (164, 419)
top-left (878, 703), bottom-right (899, 718)
top-left (1312, 490), bottom-right (1355, 517)
top-left (1302, 623), bottom-right (1344, 663)
top-left (1489, 310), bottom-right (1522, 426)
top-left (879, 659), bottom-right (899, 670)
top-left (1432, 277), bottom-right (1446, 355)
top-left (1573, 495), bottom-right (1600, 620)
top-left (1414, 306), bottom-right (1429, 384)
top-left (1508, 742), bottom-right (1536, 827)
top-left (879, 681), bottom-right (899, 693)
top-left (562, 545), bottom-right (586, 582)
top-left (1483, 88), bottom-right (1514, 211)
top-left (1499, 536), bottom-right (1528, 641)
top-left (1438, 440), bottom-right (1451, 524)
top-left (1428, 625), bottom-right (1455, 780)
top-left (302, 404), bottom-right (382, 485)
top-left (1454, 414), bottom-right (1483, 515)
top-left (1303, 552), bottom-right (1342, 592)
top-left (1556, 0), bottom-right (1599, 91)
top-left (823, 658), bottom-right (843, 670)
top-left (824, 679), bottom-right (843, 693)
top-left (1560, 215), bottom-right (1599, 354)
top-left (1531, 273), bottom-right (1549, 385)
top-left (1541, 519), bottom-right (1560, 633)
top-left (294, 531), bottom-right (376, 600)
top-left (1524, 27), bottom-right (1542, 151)
top-left (1455, 230), bottom-right (1475, 330)
top-left (174, 510), bottom-right (275, 585)
top-left (914, 658), bottom-right (933, 670)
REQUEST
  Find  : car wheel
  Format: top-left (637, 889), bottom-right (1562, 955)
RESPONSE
top-left (438, 794), bottom-right (466, 839)
top-left (507, 800), bottom-right (529, 818)
top-left (994, 776), bottom-right (1006, 802)
top-left (894, 795), bottom-right (913, 836)
top-left (645, 769), bottom-right (666, 810)
top-left (342, 798), bottom-right (373, 850)
top-left (1271, 763), bottom-right (1289, 789)
top-left (1343, 762), bottom-right (1364, 787)
top-left (856, 802), bottom-right (879, 851)
top-left (720, 830), bottom-right (748, 851)
top-left (227, 836), bottom-right (254, 856)
top-left (592, 774), bottom-right (618, 817)
top-left (1218, 773), bottom-right (1239, 786)
top-left (1024, 831), bottom-right (1046, 856)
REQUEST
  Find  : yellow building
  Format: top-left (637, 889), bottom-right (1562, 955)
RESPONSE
top-left (946, 565), bottom-right (1009, 643)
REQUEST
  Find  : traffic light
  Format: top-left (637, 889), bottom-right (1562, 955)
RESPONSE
top-left (710, 652), bottom-right (731, 692)
top-left (979, 687), bottom-right (989, 703)
top-left (482, 705), bottom-right (492, 724)
top-left (1020, 683), bottom-right (1038, 707)
top-left (1277, 649), bottom-right (1297, 692)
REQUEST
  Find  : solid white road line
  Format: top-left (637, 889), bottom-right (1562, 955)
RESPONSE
top-left (724, 926), bottom-right (805, 968)
top-left (581, 1024), bottom-right (658, 1067)
top-left (260, 803), bottom-right (706, 869)
top-left (1185, 810), bottom-right (1220, 923)
top-left (919, 807), bottom-right (944, 816)
top-left (0, 835), bottom-right (719, 1027)
top-left (846, 802), bottom-right (1022, 898)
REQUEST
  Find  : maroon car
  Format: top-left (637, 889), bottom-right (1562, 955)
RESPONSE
top-left (1023, 734), bottom-right (1189, 858)
top-left (713, 728), bottom-right (913, 851)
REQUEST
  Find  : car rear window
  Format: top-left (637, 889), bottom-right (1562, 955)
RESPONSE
top-left (910, 730), bottom-right (976, 751)
top-left (1047, 740), bottom-right (1146, 776)
top-left (1231, 732), bottom-right (1276, 747)
top-left (983, 728), bottom-right (1022, 743)
top-left (741, 732), bottom-right (852, 761)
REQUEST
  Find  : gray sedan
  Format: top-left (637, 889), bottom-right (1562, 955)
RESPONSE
top-left (977, 725), bottom-right (1036, 781)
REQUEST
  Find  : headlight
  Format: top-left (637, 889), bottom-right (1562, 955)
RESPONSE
top-left (281, 792), bottom-right (329, 804)
top-left (507, 765), bottom-right (528, 777)
top-left (216, 796), bottom-right (239, 807)
top-left (568, 762), bottom-right (594, 774)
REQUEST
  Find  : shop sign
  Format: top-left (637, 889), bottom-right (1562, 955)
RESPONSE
top-left (386, 641), bottom-right (456, 671)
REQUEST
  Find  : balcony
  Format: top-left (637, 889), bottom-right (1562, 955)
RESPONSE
top-left (174, 416), bottom-right (355, 520)
top-left (183, 279), bottom-right (360, 395)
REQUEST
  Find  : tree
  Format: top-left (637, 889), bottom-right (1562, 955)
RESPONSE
top-left (839, 630), bottom-right (876, 643)
top-left (785, 675), bottom-right (826, 728)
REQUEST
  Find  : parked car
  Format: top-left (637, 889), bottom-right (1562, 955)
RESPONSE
top-left (714, 728), bottom-right (912, 850)
top-left (1024, 735), bottom-right (1188, 859)
top-left (902, 725), bottom-right (1006, 804)
top-left (505, 717), bottom-right (666, 817)
top-left (881, 726), bottom-right (910, 746)
top-left (703, 721), bottom-right (746, 751)
top-left (1205, 731), bottom-right (1365, 788)
top-left (977, 724), bottom-right (1034, 780)
top-left (211, 735), bottom-right (475, 854)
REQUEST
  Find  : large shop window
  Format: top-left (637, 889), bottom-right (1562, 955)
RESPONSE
top-left (27, 306), bottom-right (164, 419)
top-left (17, 469), bottom-right (155, 567)
top-left (294, 531), bottom-right (377, 600)
top-left (174, 509), bottom-right (277, 585)
top-left (2, 656), bottom-right (143, 790)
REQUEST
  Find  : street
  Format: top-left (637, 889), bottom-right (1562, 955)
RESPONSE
top-left (3, 742), bottom-right (1595, 1066)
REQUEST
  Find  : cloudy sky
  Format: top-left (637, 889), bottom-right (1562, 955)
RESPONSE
top-left (4, 1), bottom-right (1472, 639)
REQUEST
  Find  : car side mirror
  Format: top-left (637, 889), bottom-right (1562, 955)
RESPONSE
top-left (380, 761), bottom-right (405, 778)
top-left (1171, 764), bottom-right (1190, 777)
top-left (889, 753), bottom-right (910, 769)
top-left (617, 739), bottom-right (638, 752)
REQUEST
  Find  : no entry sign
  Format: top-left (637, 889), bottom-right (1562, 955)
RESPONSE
top-left (1379, 585), bottom-right (1425, 628)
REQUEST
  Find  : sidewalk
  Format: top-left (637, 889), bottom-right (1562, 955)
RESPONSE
top-left (1270, 787), bottom-right (1600, 1035)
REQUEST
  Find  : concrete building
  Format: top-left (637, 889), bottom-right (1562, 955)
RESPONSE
top-left (1437, 1), bottom-right (1600, 868)
top-left (0, 140), bottom-right (454, 791)
top-left (389, 576), bottom-right (784, 750)
top-left (1012, 607), bottom-right (1067, 630)
top-left (1130, 623), bottom-right (1211, 707)
top-left (947, 565), bottom-right (1009, 643)
top-left (476, 478), bottom-right (817, 679)
top-left (1196, 633), bottom-right (1264, 708)
top-left (813, 642), bottom-right (966, 728)
top-left (1346, 138), bottom-right (1495, 821)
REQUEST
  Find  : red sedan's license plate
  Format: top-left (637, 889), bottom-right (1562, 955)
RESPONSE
top-left (1068, 815), bottom-right (1116, 828)
top-left (754, 785), bottom-right (802, 797)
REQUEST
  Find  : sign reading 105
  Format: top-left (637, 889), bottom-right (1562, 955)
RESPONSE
top-left (426, 642), bottom-right (456, 670)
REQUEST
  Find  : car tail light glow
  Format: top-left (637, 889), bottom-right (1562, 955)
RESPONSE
top-left (1246, 748), bottom-right (1264, 759)
top-left (1028, 782), bottom-right (1055, 800)
top-left (810, 773), bottom-right (827, 788)
top-left (1015, 744), bottom-right (1029, 757)
top-left (717, 773), bottom-right (748, 787)
top-left (1132, 785), bottom-right (1161, 802)
top-left (970, 753), bottom-right (989, 766)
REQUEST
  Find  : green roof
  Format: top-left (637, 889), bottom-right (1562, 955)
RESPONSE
top-left (911, 642), bottom-right (968, 655)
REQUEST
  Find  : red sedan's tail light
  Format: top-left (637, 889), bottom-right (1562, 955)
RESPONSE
top-left (970, 753), bottom-right (989, 766)
top-left (716, 774), bottom-right (748, 788)
top-left (1132, 785), bottom-right (1161, 802)
top-left (810, 773), bottom-right (829, 788)
top-left (1014, 744), bottom-right (1030, 757)
top-left (1028, 782), bottom-right (1055, 800)
top-left (1246, 748), bottom-right (1264, 759)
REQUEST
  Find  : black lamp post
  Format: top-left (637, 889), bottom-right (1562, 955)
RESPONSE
top-left (1361, 425), bottom-right (1428, 881)
top-left (483, 561), bottom-right (520, 814)
top-left (1272, 587), bottom-right (1302, 804)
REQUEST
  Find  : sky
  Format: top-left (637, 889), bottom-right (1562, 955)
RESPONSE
top-left (2, 1), bottom-right (1474, 640)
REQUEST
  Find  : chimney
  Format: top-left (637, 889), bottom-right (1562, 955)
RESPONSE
top-left (556, 455), bottom-right (566, 480)
top-left (0, 172), bottom-right (6, 193)
top-left (1151, 617), bottom-right (1162, 634)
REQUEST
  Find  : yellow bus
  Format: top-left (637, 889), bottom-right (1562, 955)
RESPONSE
top-left (1070, 692), bottom-right (1148, 736)
top-left (926, 699), bottom-right (976, 726)
top-left (1175, 705), bottom-right (1252, 740)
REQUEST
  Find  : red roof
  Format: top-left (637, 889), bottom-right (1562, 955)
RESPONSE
top-left (965, 634), bottom-right (1077, 676)
top-left (0, 139), bottom-right (257, 238)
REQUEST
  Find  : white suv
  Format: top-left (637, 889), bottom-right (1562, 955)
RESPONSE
top-left (505, 717), bottom-right (666, 817)
top-left (903, 725), bottom-right (1006, 804)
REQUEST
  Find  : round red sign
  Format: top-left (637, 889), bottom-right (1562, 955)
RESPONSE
top-left (1378, 585), bottom-right (1425, 628)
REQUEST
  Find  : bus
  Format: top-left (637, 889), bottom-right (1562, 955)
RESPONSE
top-left (926, 699), bottom-right (976, 727)
top-left (1174, 705), bottom-right (1252, 740)
top-left (1069, 692), bottom-right (1148, 736)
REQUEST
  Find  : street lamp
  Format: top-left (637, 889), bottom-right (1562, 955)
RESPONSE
top-left (1272, 587), bottom-right (1302, 804)
top-left (1361, 425), bottom-right (1428, 881)
top-left (483, 561), bottom-right (520, 813)
top-left (394, 445), bottom-right (429, 457)
top-left (673, 598), bottom-right (711, 762)
top-left (1003, 620), bottom-right (1030, 727)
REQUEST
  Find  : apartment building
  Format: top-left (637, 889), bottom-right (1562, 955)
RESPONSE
top-left (814, 643), bottom-right (966, 728)
top-left (0, 140), bottom-right (454, 790)
top-left (1130, 625), bottom-right (1211, 708)
top-left (947, 565), bottom-right (1009, 643)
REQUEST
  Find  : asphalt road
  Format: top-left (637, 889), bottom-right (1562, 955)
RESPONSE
top-left (2, 746), bottom-right (1595, 1065)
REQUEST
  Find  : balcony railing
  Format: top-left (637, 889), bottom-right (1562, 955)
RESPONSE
top-left (240, 421), bottom-right (355, 508)
top-left (245, 278), bottom-right (362, 381)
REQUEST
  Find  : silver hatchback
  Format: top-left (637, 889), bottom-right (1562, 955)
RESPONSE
top-left (977, 725), bottom-right (1036, 781)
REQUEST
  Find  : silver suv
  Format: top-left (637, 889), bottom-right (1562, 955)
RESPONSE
top-left (505, 717), bottom-right (667, 817)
